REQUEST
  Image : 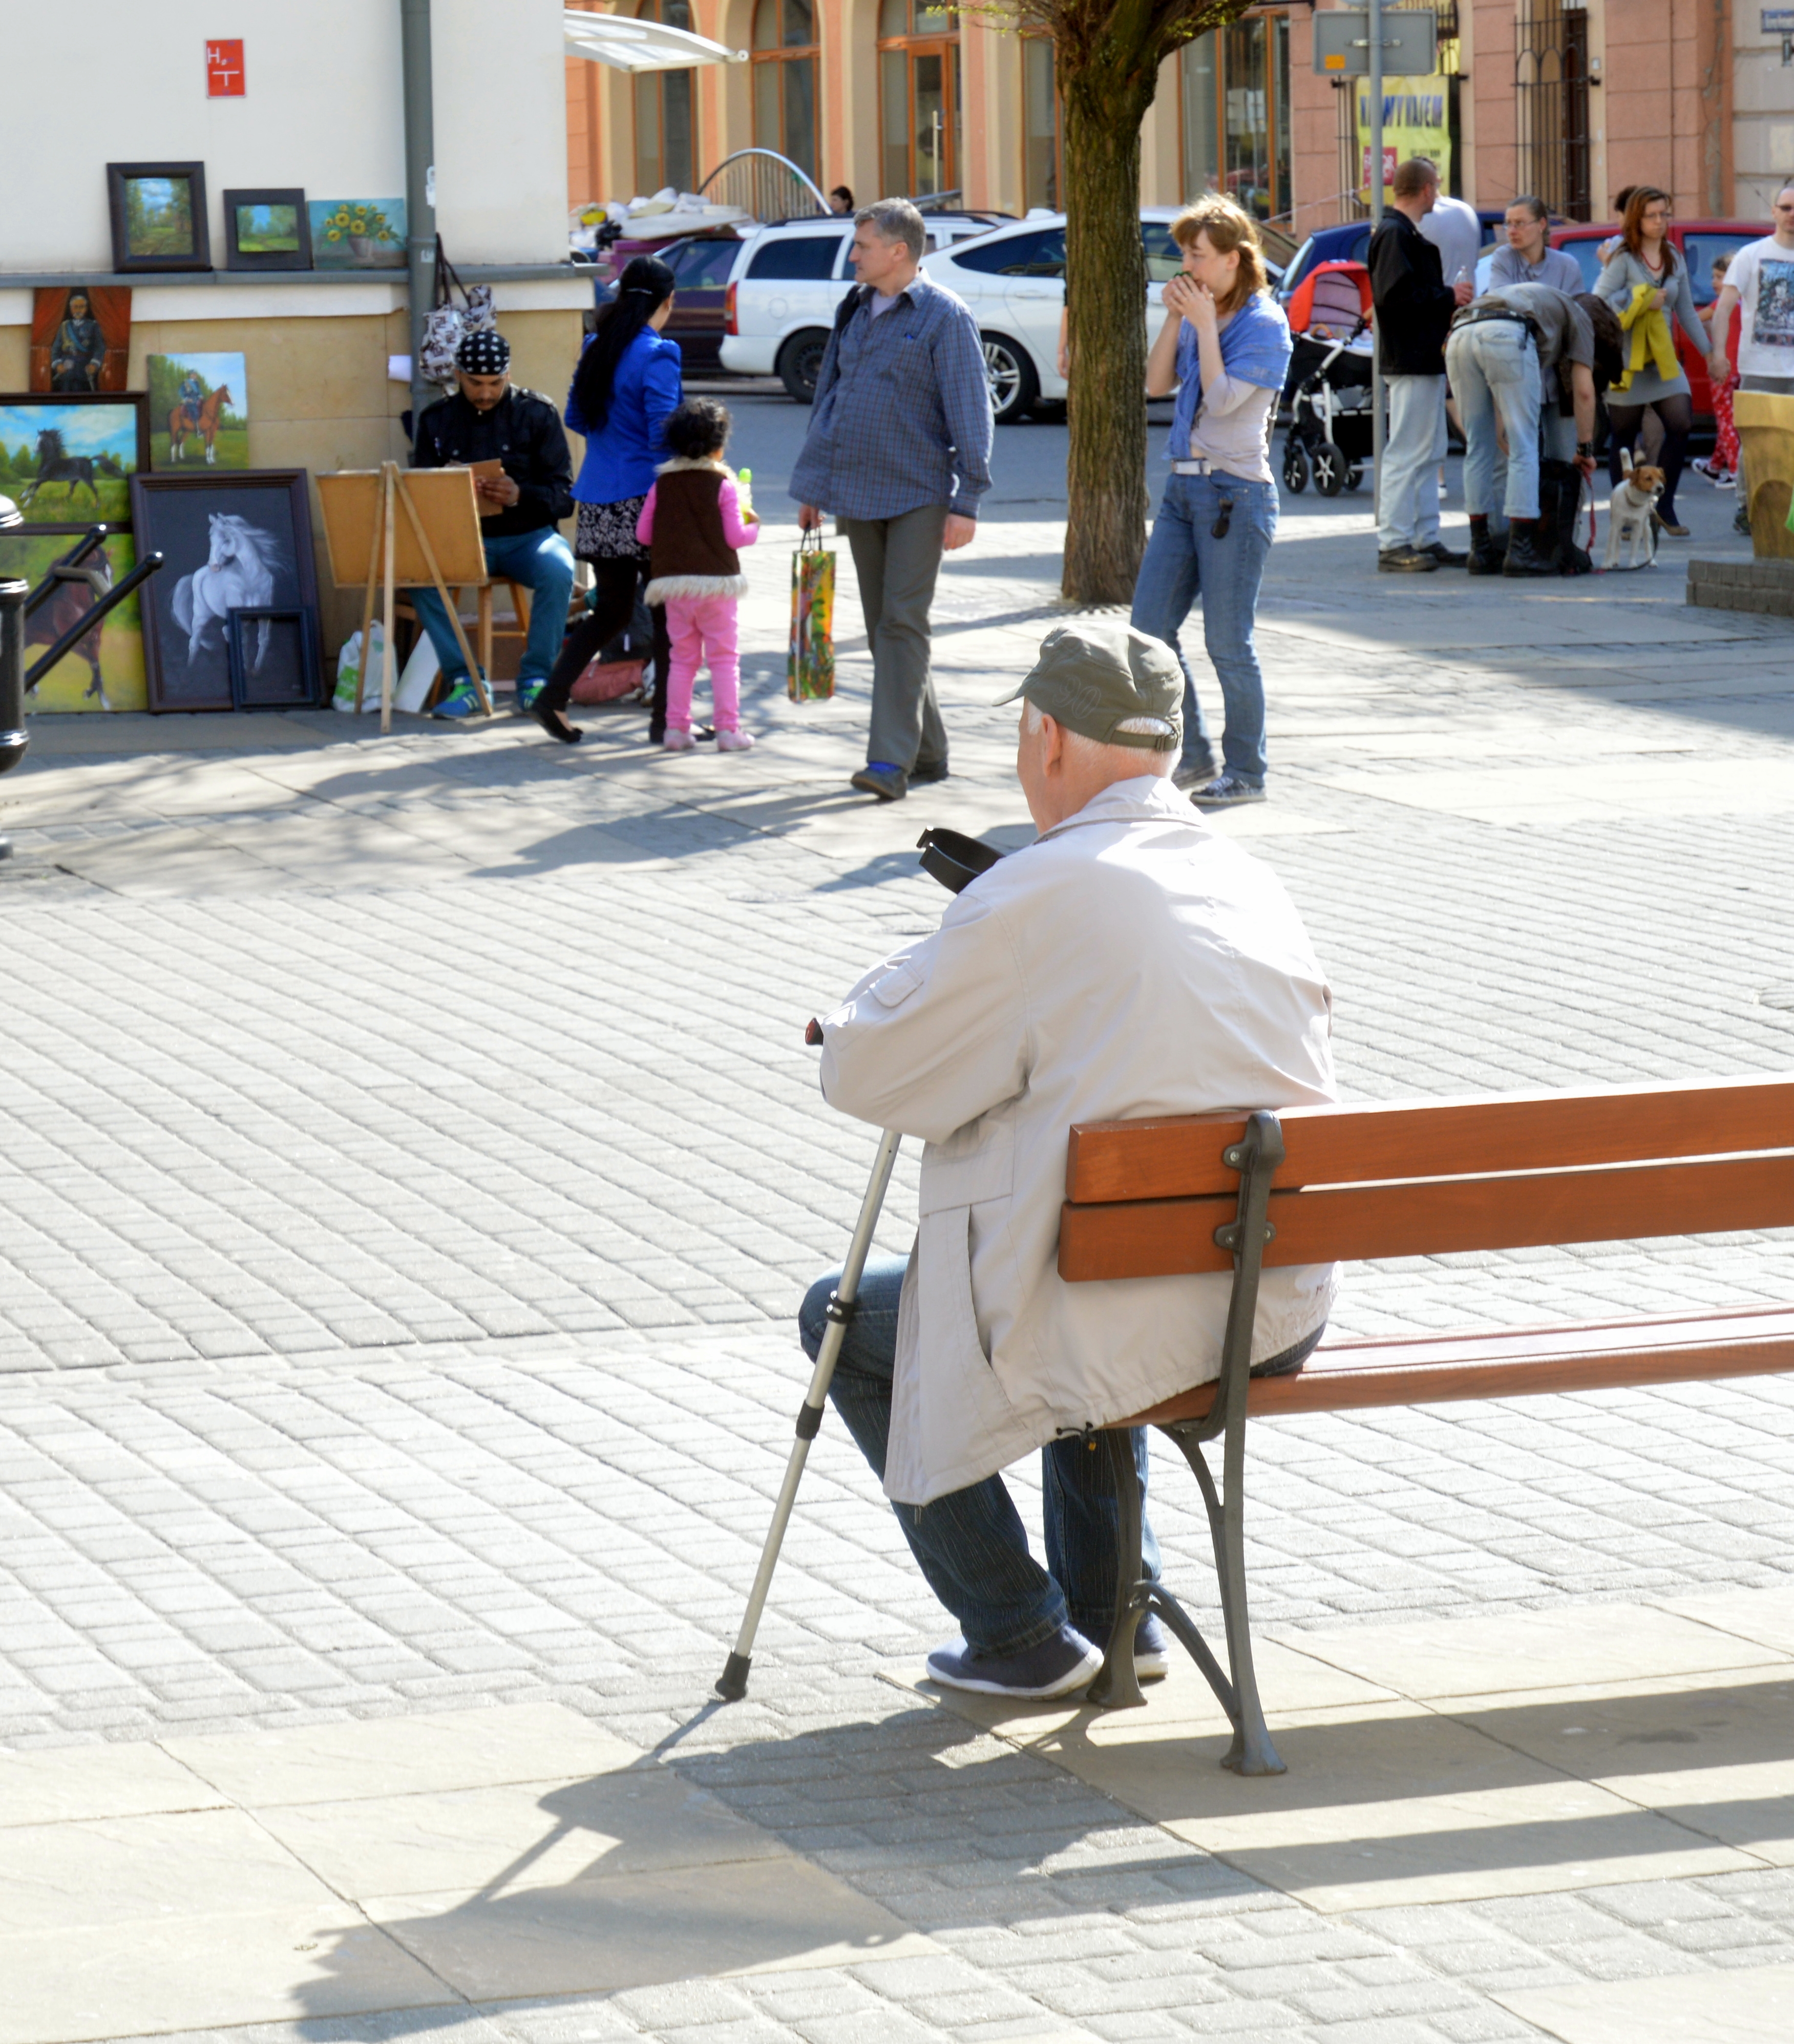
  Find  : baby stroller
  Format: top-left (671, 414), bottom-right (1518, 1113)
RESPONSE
top-left (1281, 260), bottom-right (1374, 497)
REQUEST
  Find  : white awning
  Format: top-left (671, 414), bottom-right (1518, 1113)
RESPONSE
top-left (563, 9), bottom-right (746, 71)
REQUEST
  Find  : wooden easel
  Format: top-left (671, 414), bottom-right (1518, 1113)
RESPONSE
top-left (316, 463), bottom-right (491, 733)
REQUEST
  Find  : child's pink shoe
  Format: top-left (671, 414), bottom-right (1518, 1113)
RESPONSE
top-left (717, 728), bottom-right (755, 753)
top-left (663, 727), bottom-right (695, 752)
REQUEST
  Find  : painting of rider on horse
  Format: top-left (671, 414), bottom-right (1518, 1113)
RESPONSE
top-left (147, 351), bottom-right (250, 470)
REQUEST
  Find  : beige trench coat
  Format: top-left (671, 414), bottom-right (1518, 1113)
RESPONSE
top-left (818, 775), bottom-right (1339, 1507)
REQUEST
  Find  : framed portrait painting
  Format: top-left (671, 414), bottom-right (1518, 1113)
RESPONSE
top-left (29, 286), bottom-right (132, 394)
top-left (223, 189), bottom-right (311, 272)
top-left (107, 162), bottom-right (211, 273)
top-left (129, 470), bottom-right (321, 713)
top-left (0, 393), bottom-right (150, 531)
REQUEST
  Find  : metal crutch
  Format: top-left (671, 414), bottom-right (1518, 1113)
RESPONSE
top-left (715, 826), bottom-right (1003, 1704)
top-left (715, 1123), bottom-right (902, 1700)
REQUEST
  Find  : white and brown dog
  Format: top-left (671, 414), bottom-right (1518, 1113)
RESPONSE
top-left (1601, 446), bottom-right (1664, 571)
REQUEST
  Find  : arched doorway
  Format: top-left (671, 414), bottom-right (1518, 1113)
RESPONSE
top-left (635, 0), bottom-right (697, 194)
top-left (752, 0), bottom-right (820, 183)
top-left (877, 0), bottom-right (960, 200)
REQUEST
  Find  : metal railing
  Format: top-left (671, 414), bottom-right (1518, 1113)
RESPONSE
top-left (697, 149), bottom-right (829, 224)
top-left (1516, 0), bottom-right (1592, 221)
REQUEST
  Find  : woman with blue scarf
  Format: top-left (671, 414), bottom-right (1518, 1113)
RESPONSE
top-left (1131, 198), bottom-right (1292, 809)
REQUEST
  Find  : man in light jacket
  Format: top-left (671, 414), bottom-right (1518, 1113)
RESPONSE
top-left (801, 622), bottom-right (1337, 1701)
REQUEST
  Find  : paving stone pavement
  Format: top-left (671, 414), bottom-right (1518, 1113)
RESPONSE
top-left (4, 418), bottom-right (1794, 2041)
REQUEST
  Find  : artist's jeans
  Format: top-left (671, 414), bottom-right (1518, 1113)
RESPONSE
top-left (1448, 324), bottom-right (1545, 522)
top-left (410, 526), bottom-right (576, 686)
top-left (1130, 470), bottom-right (1277, 788)
top-left (663, 593), bottom-right (742, 734)
top-left (1378, 374), bottom-right (1447, 550)
top-left (837, 505), bottom-right (949, 775)
top-left (800, 1257), bottom-right (1159, 1655)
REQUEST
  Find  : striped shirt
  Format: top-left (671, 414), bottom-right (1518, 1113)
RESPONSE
top-left (789, 273), bottom-right (994, 520)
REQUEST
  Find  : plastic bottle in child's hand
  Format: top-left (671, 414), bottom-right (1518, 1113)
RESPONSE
top-left (737, 466), bottom-right (755, 521)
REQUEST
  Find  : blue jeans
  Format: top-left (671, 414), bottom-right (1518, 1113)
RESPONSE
top-left (1129, 471), bottom-right (1277, 788)
top-left (1378, 374), bottom-right (1446, 551)
top-left (801, 1257), bottom-right (1159, 1657)
top-left (409, 526), bottom-right (576, 686)
top-left (1447, 323), bottom-right (1544, 523)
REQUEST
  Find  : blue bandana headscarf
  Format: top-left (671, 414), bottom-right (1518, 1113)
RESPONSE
top-left (1167, 290), bottom-right (1293, 464)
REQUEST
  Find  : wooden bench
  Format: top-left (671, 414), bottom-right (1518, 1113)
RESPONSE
top-left (1058, 1075), bottom-right (1794, 1777)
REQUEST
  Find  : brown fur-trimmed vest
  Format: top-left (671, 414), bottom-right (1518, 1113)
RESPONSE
top-left (643, 458), bottom-right (749, 604)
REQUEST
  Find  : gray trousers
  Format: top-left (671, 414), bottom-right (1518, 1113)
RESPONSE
top-left (838, 503), bottom-right (949, 773)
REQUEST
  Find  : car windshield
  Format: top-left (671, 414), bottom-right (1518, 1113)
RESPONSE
top-left (1142, 221), bottom-right (1182, 284)
top-left (667, 239), bottom-right (738, 290)
top-left (1556, 237), bottom-right (1610, 290)
top-left (1683, 231), bottom-right (1757, 307)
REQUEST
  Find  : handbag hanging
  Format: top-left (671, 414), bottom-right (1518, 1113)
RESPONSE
top-left (419, 237), bottom-right (497, 389)
top-left (787, 522), bottom-right (836, 702)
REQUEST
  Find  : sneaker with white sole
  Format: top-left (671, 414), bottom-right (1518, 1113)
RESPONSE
top-left (1191, 773), bottom-right (1267, 810)
top-left (1092, 1611), bottom-right (1172, 1681)
top-left (716, 728), bottom-right (755, 752)
top-left (662, 727), bottom-right (696, 752)
top-left (925, 1625), bottom-right (1105, 1699)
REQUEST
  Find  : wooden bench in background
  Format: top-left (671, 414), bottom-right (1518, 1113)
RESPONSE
top-left (1058, 1075), bottom-right (1794, 1777)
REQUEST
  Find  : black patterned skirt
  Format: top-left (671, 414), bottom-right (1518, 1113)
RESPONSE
top-left (576, 495), bottom-right (649, 563)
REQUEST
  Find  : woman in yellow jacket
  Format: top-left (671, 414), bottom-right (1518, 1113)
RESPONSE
top-left (1594, 187), bottom-right (1712, 536)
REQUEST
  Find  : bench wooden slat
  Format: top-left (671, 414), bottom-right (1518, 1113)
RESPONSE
top-left (1064, 1075), bottom-right (1794, 1205)
top-left (1057, 1152), bottom-right (1794, 1282)
top-left (1117, 1306), bottom-right (1794, 1428)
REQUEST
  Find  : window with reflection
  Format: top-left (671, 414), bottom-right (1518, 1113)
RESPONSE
top-left (878, 0), bottom-right (961, 199)
top-left (1179, 17), bottom-right (1292, 224)
top-left (1022, 36), bottom-right (1060, 211)
top-left (752, 0), bottom-right (819, 182)
top-left (635, 0), bottom-right (695, 196)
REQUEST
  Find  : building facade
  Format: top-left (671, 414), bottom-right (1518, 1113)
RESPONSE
top-left (567, 1), bottom-right (1791, 238)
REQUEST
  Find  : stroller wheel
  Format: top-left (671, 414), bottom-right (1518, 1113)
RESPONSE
top-left (1282, 440), bottom-right (1311, 494)
top-left (1313, 441), bottom-right (1347, 497)
top-left (1345, 466), bottom-right (1363, 492)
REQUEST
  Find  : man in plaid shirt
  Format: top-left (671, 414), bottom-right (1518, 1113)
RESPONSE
top-left (792, 199), bottom-right (994, 802)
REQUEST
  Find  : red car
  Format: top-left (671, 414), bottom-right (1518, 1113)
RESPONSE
top-left (1547, 219), bottom-right (1764, 427)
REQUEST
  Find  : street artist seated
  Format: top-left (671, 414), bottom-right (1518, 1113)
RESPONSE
top-left (802, 622), bottom-right (1339, 1700)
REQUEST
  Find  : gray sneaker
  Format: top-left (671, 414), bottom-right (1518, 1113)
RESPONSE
top-left (1192, 773), bottom-right (1267, 810)
top-left (925, 1625), bottom-right (1105, 1699)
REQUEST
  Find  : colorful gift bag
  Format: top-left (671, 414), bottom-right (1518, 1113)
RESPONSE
top-left (787, 524), bottom-right (836, 701)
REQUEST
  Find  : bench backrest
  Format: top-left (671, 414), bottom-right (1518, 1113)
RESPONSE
top-left (1058, 1075), bottom-right (1794, 1283)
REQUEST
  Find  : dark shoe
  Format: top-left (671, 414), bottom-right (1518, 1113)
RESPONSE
top-left (1172, 753), bottom-right (1219, 793)
top-left (1097, 1613), bottom-right (1172, 1682)
top-left (1191, 773), bottom-right (1267, 811)
top-left (1502, 521), bottom-right (1555, 577)
top-left (909, 758), bottom-right (949, 784)
top-left (531, 697), bottom-right (583, 744)
top-left (1378, 545), bottom-right (1439, 573)
top-left (925, 1625), bottom-right (1105, 1699)
top-left (1467, 525), bottom-right (1506, 576)
top-left (1423, 542), bottom-right (1469, 566)
top-left (851, 762), bottom-right (909, 802)
top-left (1653, 509), bottom-right (1690, 538)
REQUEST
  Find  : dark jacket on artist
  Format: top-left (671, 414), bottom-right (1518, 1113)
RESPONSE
top-left (1367, 210), bottom-right (1457, 376)
top-left (640, 459), bottom-right (752, 605)
top-left (412, 386), bottom-right (575, 539)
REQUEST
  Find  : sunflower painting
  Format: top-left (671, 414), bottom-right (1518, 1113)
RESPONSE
top-left (308, 198), bottom-right (407, 270)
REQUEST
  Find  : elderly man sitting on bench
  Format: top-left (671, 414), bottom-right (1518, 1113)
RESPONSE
top-left (801, 621), bottom-right (1340, 1701)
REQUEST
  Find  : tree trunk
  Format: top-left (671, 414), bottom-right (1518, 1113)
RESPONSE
top-left (1060, 64), bottom-right (1151, 605)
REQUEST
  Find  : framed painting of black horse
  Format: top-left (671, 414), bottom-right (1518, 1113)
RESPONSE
top-left (0, 393), bottom-right (150, 532)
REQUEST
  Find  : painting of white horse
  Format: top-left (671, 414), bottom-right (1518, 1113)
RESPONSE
top-left (170, 513), bottom-right (282, 672)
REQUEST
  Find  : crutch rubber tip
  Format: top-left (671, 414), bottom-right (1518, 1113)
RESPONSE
top-left (715, 1652), bottom-right (752, 1701)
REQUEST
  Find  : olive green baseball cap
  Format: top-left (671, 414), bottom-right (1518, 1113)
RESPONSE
top-left (995, 622), bottom-right (1183, 750)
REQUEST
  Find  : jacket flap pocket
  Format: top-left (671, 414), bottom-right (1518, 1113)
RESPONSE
top-left (871, 964), bottom-right (923, 1008)
top-left (918, 1120), bottom-right (1015, 1216)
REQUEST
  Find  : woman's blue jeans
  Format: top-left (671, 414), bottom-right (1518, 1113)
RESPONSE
top-left (1129, 471), bottom-right (1278, 789)
top-left (800, 1257), bottom-right (1159, 1657)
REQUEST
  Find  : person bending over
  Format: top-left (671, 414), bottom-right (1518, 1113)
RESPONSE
top-left (801, 621), bottom-right (1338, 1701)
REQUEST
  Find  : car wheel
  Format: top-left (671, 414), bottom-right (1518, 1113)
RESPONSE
top-left (980, 333), bottom-right (1039, 424)
top-left (1281, 440), bottom-right (1310, 494)
top-left (1312, 441), bottom-right (1346, 497)
top-left (776, 329), bottom-right (831, 404)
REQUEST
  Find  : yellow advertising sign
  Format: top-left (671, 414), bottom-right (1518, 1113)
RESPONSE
top-left (1354, 78), bottom-right (1452, 201)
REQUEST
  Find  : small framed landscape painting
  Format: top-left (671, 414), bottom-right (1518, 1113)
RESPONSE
top-left (130, 470), bottom-right (321, 713)
top-left (107, 162), bottom-right (211, 273)
top-left (147, 353), bottom-right (249, 471)
top-left (223, 189), bottom-right (311, 271)
top-left (309, 198), bottom-right (407, 270)
top-left (0, 393), bottom-right (149, 530)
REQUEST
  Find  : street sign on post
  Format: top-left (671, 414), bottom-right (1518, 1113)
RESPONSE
top-left (1313, 10), bottom-right (1437, 77)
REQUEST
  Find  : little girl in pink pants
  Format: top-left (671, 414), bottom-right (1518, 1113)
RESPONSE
top-left (637, 398), bottom-right (759, 752)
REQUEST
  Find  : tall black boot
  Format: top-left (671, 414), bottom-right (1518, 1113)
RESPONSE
top-left (1502, 518), bottom-right (1555, 578)
top-left (1467, 514), bottom-right (1505, 576)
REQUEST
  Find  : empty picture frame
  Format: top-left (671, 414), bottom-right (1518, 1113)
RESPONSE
top-left (227, 607), bottom-right (321, 708)
top-left (107, 162), bottom-right (211, 273)
top-left (223, 188), bottom-right (311, 272)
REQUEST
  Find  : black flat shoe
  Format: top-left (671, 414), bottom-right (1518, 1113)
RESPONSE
top-left (531, 700), bottom-right (583, 744)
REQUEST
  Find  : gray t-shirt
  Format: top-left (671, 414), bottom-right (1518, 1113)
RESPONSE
top-left (1488, 244), bottom-right (1585, 295)
top-left (1472, 282), bottom-right (1594, 372)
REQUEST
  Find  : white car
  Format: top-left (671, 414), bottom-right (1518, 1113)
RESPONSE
top-left (719, 214), bottom-right (1009, 402)
top-left (921, 208), bottom-right (1191, 423)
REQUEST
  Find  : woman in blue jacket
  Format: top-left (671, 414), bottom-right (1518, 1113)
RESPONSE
top-left (533, 256), bottom-right (681, 743)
